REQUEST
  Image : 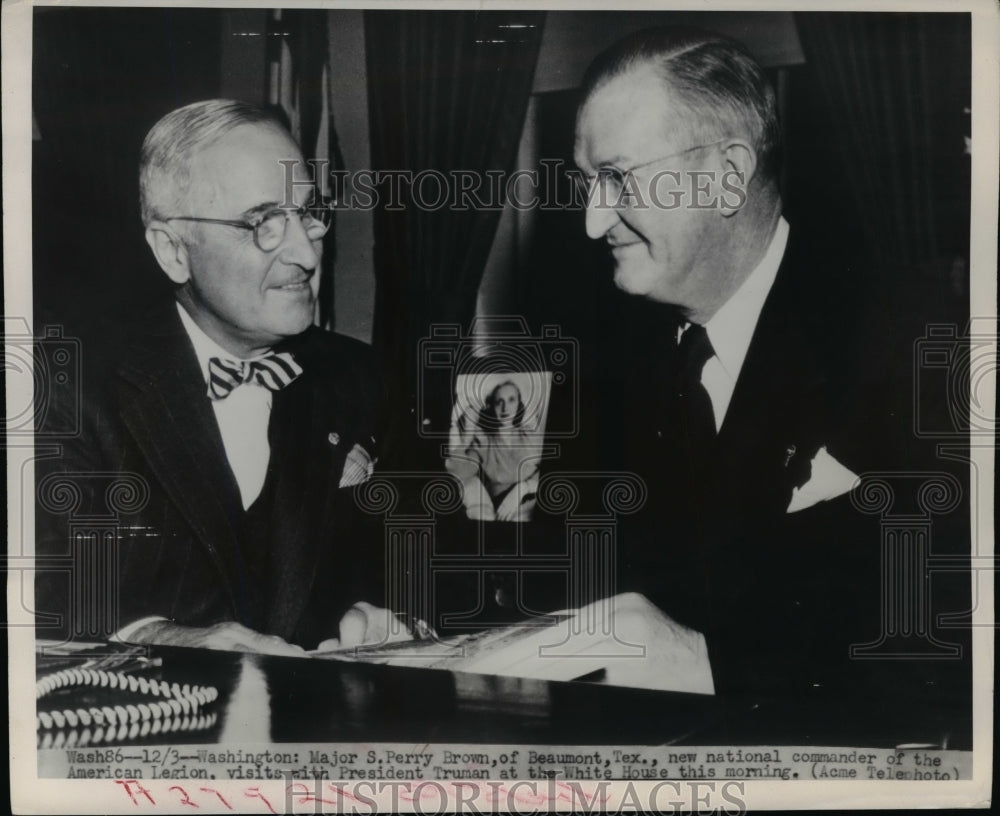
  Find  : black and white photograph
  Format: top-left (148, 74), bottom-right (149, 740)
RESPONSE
top-left (446, 371), bottom-right (551, 522)
top-left (5, 1), bottom-right (995, 812)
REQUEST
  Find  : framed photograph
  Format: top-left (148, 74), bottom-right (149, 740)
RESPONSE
top-left (446, 371), bottom-right (551, 523)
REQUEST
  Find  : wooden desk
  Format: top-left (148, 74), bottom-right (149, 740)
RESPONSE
top-left (35, 642), bottom-right (970, 749)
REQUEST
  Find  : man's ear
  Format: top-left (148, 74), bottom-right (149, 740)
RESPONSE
top-left (718, 140), bottom-right (756, 218)
top-left (144, 222), bottom-right (191, 284)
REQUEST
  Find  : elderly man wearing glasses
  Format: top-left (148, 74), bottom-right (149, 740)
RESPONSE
top-left (36, 100), bottom-right (388, 655)
top-left (571, 28), bottom-right (888, 695)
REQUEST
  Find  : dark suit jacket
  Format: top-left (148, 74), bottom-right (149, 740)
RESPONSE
top-left (613, 223), bottom-right (969, 699)
top-left (35, 302), bottom-right (381, 648)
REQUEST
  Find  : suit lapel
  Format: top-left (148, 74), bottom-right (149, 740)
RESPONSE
top-left (117, 308), bottom-right (244, 614)
top-left (263, 337), bottom-right (347, 637)
top-left (717, 235), bottom-right (827, 502)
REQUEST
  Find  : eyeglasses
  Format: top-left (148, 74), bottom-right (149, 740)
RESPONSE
top-left (165, 196), bottom-right (335, 252)
top-left (580, 138), bottom-right (727, 206)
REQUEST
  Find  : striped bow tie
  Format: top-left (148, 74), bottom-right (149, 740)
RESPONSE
top-left (207, 353), bottom-right (303, 400)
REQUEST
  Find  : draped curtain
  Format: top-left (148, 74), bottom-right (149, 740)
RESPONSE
top-left (795, 12), bottom-right (971, 474)
top-left (365, 11), bottom-right (545, 466)
top-left (795, 12), bottom-right (971, 276)
top-left (266, 9), bottom-right (344, 328)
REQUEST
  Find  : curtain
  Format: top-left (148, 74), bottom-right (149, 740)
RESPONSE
top-left (795, 12), bottom-right (971, 276)
top-left (365, 11), bottom-right (545, 467)
top-left (267, 9), bottom-right (344, 328)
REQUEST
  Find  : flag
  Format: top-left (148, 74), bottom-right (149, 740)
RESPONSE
top-left (266, 9), bottom-right (343, 328)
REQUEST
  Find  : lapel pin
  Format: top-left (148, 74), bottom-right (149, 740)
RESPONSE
top-left (328, 432), bottom-right (341, 446)
top-left (784, 445), bottom-right (796, 467)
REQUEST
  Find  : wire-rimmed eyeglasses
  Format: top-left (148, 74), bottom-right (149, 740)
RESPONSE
top-left (165, 196), bottom-right (335, 252)
top-left (580, 138), bottom-right (728, 206)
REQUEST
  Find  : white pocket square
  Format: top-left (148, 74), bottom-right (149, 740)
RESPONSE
top-left (787, 446), bottom-right (859, 513)
top-left (338, 442), bottom-right (375, 488)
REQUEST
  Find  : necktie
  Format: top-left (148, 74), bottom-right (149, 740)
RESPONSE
top-left (676, 323), bottom-right (717, 451)
top-left (207, 352), bottom-right (302, 401)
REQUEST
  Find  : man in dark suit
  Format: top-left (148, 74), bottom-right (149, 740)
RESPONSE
top-left (571, 27), bottom-right (948, 699)
top-left (36, 100), bottom-right (386, 654)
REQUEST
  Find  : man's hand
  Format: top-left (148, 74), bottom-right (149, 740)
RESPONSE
top-left (316, 602), bottom-right (417, 651)
top-left (129, 619), bottom-right (307, 657)
top-left (563, 593), bottom-right (715, 695)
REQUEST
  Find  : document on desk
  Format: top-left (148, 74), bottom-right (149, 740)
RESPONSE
top-left (313, 593), bottom-right (715, 695)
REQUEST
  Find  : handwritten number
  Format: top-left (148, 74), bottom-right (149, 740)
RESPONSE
top-left (199, 788), bottom-right (233, 810)
top-left (168, 786), bottom-right (199, 808)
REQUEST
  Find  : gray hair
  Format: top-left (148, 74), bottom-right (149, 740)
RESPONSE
top-left (139, 99), bottom-right (291, 225)
top-left (580, 27), bottom-right (781, 186)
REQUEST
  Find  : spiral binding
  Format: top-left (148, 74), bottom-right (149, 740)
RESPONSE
top-left (36, 667), bottom-right (220, 742)
top-left (38, 713), bottom-right (219, 749)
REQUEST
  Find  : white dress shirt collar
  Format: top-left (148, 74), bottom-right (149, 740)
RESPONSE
top-left (703, 216), bottom-right (789, 385)
top-left (176, 302), bottom-right (271, 379)
top-left (676, 219), bottom-right (860, 513)
top-left (175, 302), bottom-right (274, 510)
